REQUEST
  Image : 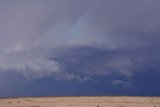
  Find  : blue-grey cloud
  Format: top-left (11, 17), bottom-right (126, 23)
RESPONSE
top-left (0, 0), bottom-right (160, 85)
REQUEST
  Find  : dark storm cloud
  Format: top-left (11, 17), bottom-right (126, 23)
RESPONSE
top-left (0, 0), bottom-right (160, 85)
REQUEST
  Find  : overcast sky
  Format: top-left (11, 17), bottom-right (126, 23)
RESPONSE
top-left (0, 0), bottom-right (160, 97)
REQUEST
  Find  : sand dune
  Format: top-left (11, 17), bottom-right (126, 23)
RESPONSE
top-left (0, 96), bottom-right (160, 107)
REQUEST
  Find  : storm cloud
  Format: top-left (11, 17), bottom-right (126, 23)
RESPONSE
top-left (0, 0), bottom-right (160, 85)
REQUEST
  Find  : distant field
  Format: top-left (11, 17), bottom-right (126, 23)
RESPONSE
top-left (0, 96), bottom-right (160, 107)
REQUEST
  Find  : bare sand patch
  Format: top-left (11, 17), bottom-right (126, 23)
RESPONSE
top-left (0, 96), bottom-right (160, 107)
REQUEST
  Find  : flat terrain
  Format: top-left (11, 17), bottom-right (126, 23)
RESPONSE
top-left (0, 96), bottom-right (160, 107)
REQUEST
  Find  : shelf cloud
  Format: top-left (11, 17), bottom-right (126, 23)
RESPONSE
top-left (0, 0), bottom-right (160, 84)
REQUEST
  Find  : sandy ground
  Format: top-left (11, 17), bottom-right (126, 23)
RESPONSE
top-left (0, 96), bottom-right (160, 107)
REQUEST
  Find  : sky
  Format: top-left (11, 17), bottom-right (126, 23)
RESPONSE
top-left (0, 0), bottom-right (160, 97)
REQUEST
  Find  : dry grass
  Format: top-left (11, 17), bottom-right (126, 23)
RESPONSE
top-left (0, 96), bottom-right (160, 107)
